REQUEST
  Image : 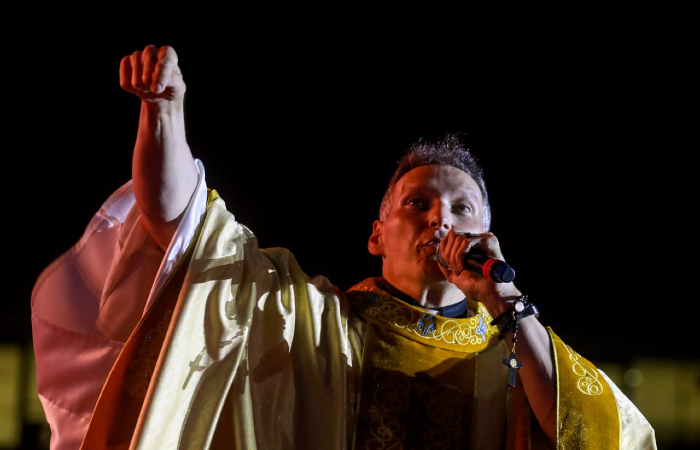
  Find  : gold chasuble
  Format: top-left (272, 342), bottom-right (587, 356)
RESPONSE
top-left (346, 282), bottom-right (526, 449)
top-left (79, 190), bottom-right (656, 449)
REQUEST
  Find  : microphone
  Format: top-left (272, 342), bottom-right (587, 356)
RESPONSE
top-left (465, 254), bottom-right (516, 283)
top-left (436, 248), bottom-right (516, 283)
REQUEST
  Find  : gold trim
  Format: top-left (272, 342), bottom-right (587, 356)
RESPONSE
top-left (347, 284), bottom-right (501, 353)
top-left (555, 335), bottom-right (604, 396)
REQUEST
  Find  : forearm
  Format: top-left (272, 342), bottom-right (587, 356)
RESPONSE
top-left (472, 285), bottom-right (558, 443)
top-left (132, 100), bottom-right (198, 251)
top-left (513, 317), bottom-right (557, 444)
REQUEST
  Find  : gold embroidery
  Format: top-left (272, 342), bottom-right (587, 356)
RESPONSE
top-left (363, 296), bottom-right (494, 346)
top-left (366, 415), bottom-right (404, 448)
top-left (366, 370), bottom-right (409, 448)
top-left (363, 369), bottom-right (469, 449)
top-left (424, 384), bottom-right (466, 448)
top-left (558, 337), bottom-right (604, 396)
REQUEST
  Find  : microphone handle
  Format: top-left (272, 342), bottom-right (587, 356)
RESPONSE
top-left (464, 254), bottom-right (516, 283)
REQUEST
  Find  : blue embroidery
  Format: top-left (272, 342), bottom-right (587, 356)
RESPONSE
top-left (417, 313), bottom-right (436, 335)
top-left (475, 315), bottom-right (487, 342)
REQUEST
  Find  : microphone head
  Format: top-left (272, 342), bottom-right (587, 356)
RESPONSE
top-left (490, 262), bottom-right (516, 283)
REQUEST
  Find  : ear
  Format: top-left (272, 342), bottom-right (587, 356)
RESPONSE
top-left (367, 220), bottom-right (384, 256)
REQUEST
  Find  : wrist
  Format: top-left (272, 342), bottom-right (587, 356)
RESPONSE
top-left (490, 294), bottom-right (539, 333)
top-left (488, 294), bottom-right (539, 387)
top-left (482, 291), bottom-right (523, 318)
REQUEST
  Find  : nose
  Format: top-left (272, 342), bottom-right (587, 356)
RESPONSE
top-left (429, 205), bottom-right (452, 231)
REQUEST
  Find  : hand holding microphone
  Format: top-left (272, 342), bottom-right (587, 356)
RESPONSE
top-left (436, 232), bottom-right (516, 283)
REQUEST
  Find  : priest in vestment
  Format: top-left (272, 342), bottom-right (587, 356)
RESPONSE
top-left (31, 43), bottom-right (657, 450)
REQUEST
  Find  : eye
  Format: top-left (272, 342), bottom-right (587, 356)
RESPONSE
top-left (452, 204), bottom-right (473, 215)
top-left (407, 198), bottom-right (428, 210)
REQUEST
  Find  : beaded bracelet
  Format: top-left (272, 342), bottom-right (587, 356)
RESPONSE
top-left (489, 295), bottom-right (539, 387)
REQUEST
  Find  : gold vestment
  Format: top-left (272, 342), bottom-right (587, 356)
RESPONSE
top-left (41, 188), bottom-right (656, 449)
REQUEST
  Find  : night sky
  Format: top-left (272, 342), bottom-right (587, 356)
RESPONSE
top-left (8, 12), bottom-right (690, 365)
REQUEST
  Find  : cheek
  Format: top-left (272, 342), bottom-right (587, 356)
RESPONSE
top-left (383, 217), bottom-right (421, 246)
top-left (455, 216), bottom-right (484, 232)
top-left (387, 214), bottom-right (419, 232)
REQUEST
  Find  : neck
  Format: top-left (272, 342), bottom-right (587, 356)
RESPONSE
top-left (381, 276), bottom-right (465, 310)
top-left (378, 279), bottom-right (468, 318)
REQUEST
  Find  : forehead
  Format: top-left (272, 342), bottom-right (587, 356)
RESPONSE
top-left (395, 164), bottom-right (482, 200)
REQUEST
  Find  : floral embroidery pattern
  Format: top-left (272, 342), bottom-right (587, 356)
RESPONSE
top-left (365, 298), bottom-right (493, 346)
top-left (557, 336), bottom-right (603, 396)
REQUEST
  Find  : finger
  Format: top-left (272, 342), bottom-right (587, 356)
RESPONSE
top-left (151, 46), bottom-right (179, 94)
top-left (443, 232), bottom-right (460, 272)
top-left (118, 54), bottom-right (135, 94)
top-left (449, 235), bottom-right (470, 274)
top-left (438, 231), bottom-right (456, 271)
top-left (128, 49), bottom-right (148, 92)
top-left (140, 45), bottom-right (160, 90)
top-left (453, 238), bottom-right (470, 274)
top-left (436, 247), bottom-right (451, 271)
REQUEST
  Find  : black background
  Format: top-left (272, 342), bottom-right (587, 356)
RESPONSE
top-left (7, 8), bottom-right (692, 364)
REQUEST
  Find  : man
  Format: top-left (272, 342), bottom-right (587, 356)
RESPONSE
top-left (31, 44), bottom-right (657, 449)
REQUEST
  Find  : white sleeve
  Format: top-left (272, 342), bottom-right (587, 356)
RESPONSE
top-left (599, 370), bottom-right (658, 449)
top-left (144, 158), bottom-right (209, 311)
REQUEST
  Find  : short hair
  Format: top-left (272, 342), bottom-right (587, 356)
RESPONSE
top-left (378, 132), bottom-right (491, 231)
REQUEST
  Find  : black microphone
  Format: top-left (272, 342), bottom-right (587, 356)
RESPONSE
top-left (465, 254), bottom-right (516, 283)
top-left (436, 248), bottom-right (516, 283)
